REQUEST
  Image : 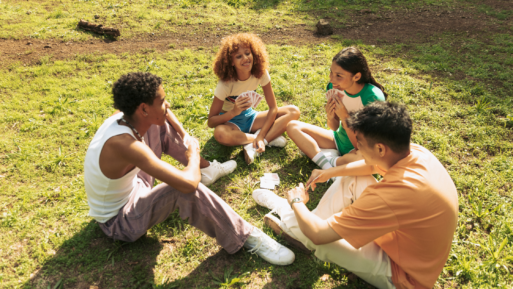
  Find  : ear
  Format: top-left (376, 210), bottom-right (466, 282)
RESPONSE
top-left (376, 143), bottom-right (387, 157)
top-left (353, 72), bottom-right (362, 82)
top-left (137, 103), bottom-right (149, 117)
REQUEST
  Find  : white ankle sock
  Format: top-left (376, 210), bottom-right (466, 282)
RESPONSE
top-left (312, 152), bottom-right (333, 170)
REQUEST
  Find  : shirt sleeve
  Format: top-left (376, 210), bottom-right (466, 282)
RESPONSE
top-left (259, 70), bottom-right (271, 87)
top-left (327, 190), bottom-right (399, 249)
top-left (361, 84), bottom-right (386, 106)
top-left (214, 81), bottom-right (230, 101)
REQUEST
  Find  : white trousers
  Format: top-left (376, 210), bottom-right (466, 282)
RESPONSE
top-left (280, 176), bottom-right (395, 289)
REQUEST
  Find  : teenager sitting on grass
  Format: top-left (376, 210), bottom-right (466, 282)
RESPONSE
top-left (84, 72), bottom-right (295, 265)
top-left (253, 102), bottom-right (458, 288)
top-left (287, 47), bottom-right (386, 169)
top-left (208, 33), bottom-right (300, 164)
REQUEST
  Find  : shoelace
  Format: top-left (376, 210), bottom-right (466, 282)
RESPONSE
top-left (248, 233), bottom-right (280, 254)
top-left (211, 160), bottom-right (228, 175)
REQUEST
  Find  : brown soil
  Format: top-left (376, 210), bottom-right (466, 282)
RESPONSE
top-left (1, 3), bottom-right (511, 68)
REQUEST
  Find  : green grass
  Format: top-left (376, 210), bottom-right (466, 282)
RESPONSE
top-left (1, 0), bottom-right (513, 288)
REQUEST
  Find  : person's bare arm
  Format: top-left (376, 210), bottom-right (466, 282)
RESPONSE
top-left (306, 160), bottom-right (377, 191)
top-left (287, 184), bottom-right (341, 245)
top-left (333, 95), bottom-right (357, 148)
top-left (207, 96), bottom-right (251, 128)
top-left (254, 82), bottom-right (278, 152)
top-left (326, 98), bottom-right (340, 131)
top-left (111, 135), bottom-right (201, 193)
top-left (165, 109), bottom-right (188, 139)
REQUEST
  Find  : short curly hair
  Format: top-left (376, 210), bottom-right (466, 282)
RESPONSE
top-left (347, 101), bottom-right (412, 153)
top-left (112, 72), bottom-right (162, 117)
top-left (213, 33), bottom-right (269, 82)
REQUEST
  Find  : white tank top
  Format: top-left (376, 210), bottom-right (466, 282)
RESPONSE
top-left (84, 113), bottom-right (141, 223)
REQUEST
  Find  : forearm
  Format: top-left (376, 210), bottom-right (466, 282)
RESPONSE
top-left (180, 151), bottom-right (201, 192)
top-left (259, 107), bottom-right (278, 137)
top-left (292, 202), bottom-right (341, 245)
top-left (323, 159), bottom-right (376, 178)
top-left (207, 110), bottom-right (237, 128)
top-left (166, 109), bottom-right (187, 139)
top-left (340, 117), bottom-right (357, 148)
top-left (327, 116), bottom-right (340, 131)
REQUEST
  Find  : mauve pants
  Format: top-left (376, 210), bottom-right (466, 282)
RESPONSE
top-left (99, 121), bottom-right (253, 254)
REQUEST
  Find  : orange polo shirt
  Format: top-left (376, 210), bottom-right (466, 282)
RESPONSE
top-left (327, 144), bottom-right (458, 288)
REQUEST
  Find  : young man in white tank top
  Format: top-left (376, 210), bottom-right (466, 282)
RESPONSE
top-left (84, 72), bottom-right (295, 265)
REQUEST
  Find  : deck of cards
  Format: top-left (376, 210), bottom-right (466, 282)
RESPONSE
top-left (260, 173), bottom-right (280, 190)
top-left (239, 91), bottom-right (263, 108)
top-left (326, 89), bottom-right (345, 101)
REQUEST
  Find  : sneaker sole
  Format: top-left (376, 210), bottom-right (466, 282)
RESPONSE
top-left (244, 148), bottom-right (253, 164)
top-left (264, 214), bottom-right (311, 254)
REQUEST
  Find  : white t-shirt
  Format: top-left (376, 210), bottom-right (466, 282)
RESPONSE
top-left (214, 70), bottom-right (271, 111)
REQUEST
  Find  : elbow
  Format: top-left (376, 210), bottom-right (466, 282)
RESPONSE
top-left (310, 236), bottom-right (323, 246)
top-left (207, 119), bottom-right (215, 128)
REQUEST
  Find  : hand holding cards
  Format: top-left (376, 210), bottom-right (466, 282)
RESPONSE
top-left (326, 89), bottom-right (345, 101)
top-left (239, 91), bottom-right (263, 108)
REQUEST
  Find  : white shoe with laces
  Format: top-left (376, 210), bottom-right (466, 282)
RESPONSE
top-left (200, 160), bottom-right (237, 186)
top-left (244, 227), bottom-right (295, 265)
top-left (252, 189), bottom-right (291, 218)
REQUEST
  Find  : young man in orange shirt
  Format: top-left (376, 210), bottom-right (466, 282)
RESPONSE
top-left (253, 102), bottom-right (459, 288)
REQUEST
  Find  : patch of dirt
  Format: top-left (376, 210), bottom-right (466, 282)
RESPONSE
top-left (1, 4), bottom-right (510, 68)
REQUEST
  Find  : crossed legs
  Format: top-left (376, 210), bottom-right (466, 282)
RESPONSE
top-left (213, 105), bottom-right (300, 146)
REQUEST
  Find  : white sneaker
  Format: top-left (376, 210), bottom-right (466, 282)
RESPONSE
top-left (200, 160), bottom-right (237, 186)
top-left (252, 189), bottom-right (290, 217)
top-left (244, 227), bottom-right (295, 265)
top-left (244, 143), bottom-right (260, 164)
top-left (264, 214), bottom-right (310, 253)
top-left (267, 136), bottom-right (287, 148)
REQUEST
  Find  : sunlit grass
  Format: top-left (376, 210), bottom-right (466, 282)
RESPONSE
top-left (1, 0), bottom-right (513, 288)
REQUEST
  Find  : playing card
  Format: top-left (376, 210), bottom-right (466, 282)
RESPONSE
top-left (260, 177), bottom-right (276, 190)
top-left (326, 89), bottom-right (344, 101)
top-left (264, 173), bottom-right (280, 186)
top-left (239, 91), bottom-right (263, 108)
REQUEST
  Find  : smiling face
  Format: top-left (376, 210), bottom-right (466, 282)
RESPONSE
top-left (145, 85), bottom-right (169, 126)
top-left (329, 61), bottom-right (361, 91)
top-left (231, 46), bottom-right (253, 78)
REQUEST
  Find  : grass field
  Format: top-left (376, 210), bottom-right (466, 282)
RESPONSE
top-left (1, 0), bottom-right (513, 288)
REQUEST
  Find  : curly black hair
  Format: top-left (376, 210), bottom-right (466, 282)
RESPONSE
top-left (112, 72), bottom-right (162, 117)
top-left (347, 101), bottom-right (412, 153)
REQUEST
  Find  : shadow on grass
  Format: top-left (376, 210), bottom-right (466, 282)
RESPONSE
top-left (25, 221), bottom-right (164, 289)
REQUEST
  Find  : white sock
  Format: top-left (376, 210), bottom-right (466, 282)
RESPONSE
top-left (312, 152), bottom-right (333, 170)
top-left (328, 157), bottom-right (339, 167)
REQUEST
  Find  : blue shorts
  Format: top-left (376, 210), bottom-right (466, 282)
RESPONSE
top-left (220, 108), bottom-right (258, 133)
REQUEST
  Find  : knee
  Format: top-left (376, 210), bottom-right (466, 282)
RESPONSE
top-left (214, 127), bottom-right (232, 145)
top-left (286, 120), bottom-right (302, 134)
top-left (285, 105), bottom-right (301, 120)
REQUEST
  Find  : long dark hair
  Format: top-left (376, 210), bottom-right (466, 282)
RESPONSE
top-left (332, 47), bottom-right (388, 99)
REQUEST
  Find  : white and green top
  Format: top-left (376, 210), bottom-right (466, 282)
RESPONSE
top-left (326, 82), bottom-right (385, 154)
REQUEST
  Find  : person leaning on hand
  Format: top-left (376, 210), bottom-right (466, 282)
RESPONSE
top-left (252, 101), bottom-right (459, 289)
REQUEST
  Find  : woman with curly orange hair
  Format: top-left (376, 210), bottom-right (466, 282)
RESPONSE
top-left (208, 33), bottom-right (300, 164)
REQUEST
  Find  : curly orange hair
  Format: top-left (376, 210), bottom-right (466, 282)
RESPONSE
top-left (213, 33), bottom-right (269, 82)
